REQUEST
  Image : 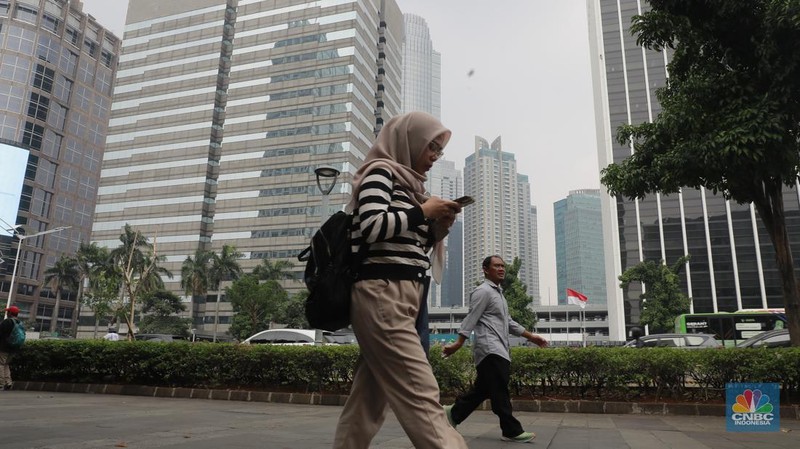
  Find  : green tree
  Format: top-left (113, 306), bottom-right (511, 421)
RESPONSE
top-left (138, 290), bottom-right (191, 337)
top-left (109, 225), bottom-right (173, 340)
top-left (599, 0), bottom-right (800, 345)
top-left (82, 266), bottom-right (120, 338)
top-left (273, 290), bottom-right (310, 329)
top-left (252, 259), bottom-right (294, 281)
top-left (618, 256), bottom-right (691, 333)
top-left (73, 242), bottom-right (107, 336)
top-left (181, 249), bottom-right (213, 300)
top-left (42, 255), bottom-right (79, 334)
top-left (501, 257), bottom-right (536, 330)
top-left (209, 245), bottom-right (244, 290)
top-left (227, 275), bottom-right (288, 340)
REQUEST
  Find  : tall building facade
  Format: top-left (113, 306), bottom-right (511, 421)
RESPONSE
top-left (554, 189), bottom-right (606, 306)
top-left (400, 13), bottom-right (440, 119)
top-left (463, 136), bottom-right (539, 303)
top-left (424, 158), bottom-right (463, 307)
top-left (402, 12), bottom-right (458, 307)
top-left (90, 0), bottom-right (403, 335)
top-left (587, 0), bottom-right (798, 340)
top-left (0, 0), bottom-right (120, 334)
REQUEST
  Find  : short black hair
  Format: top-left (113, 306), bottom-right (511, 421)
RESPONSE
top-left (482, 255), bottom-right (503, 270)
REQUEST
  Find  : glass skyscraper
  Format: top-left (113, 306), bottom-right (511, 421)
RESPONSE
top-left (90, 0), bottom-right (403, 335)
top-left (0, 0), bottom-right (120, 334)
top-left (588, 0), bottom-right (799, 340)
top-left (554, 189), bottom-right (606, 306)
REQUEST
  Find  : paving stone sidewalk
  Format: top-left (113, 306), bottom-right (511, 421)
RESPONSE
top-left (2, 390), bottom-right (799, 448)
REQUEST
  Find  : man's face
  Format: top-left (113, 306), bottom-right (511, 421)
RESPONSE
top-left (483, 257), bottom-right (506, 284)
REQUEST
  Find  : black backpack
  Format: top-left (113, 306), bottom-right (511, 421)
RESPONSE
top-left (297, 211), bottom-right (367, 331)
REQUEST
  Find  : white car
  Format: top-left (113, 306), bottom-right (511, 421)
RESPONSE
top-left (242, 329), bottom-right (321, 345)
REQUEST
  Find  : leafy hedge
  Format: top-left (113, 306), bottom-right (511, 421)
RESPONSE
top-left (11, 340), bottom-right (800, 403)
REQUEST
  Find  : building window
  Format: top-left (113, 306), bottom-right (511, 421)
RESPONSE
top-left (77, 59), bottom-right (94, 85)
top-left (0, 54), bottom-right (32, 83)
top-left (47, 102), bottom-right (66, 130)
top-left (100, 50), bottom-right (113, 68)
top-left (65, 27), bottom-right (80, 47)
top-left (42, 129), bottom-right (61, 158)
top-left (0, 114), bottom-right (18, 140)
top-left (59, 167), bottom-right (77, 193)
top-left (22, 121), bottom-right (44, 149)
top-left (36, 36), bottom-right (61, 64)
top-left (5, 25), bottom-right (36, 55)
top-left (0, 84), bottom-right (25, 113)
top-left (42, 14), bottom-right (60, 34)
top-left (54, 75), bottom-right (72, 102)
top-left (58, 50), bottom-right (78, 75)
top-left (27, 92), bottom-right (50, 121)
top-left (14, 5), bottom-right (37, 23)
top-left (94, 68), bottom-right (112, 95)
top-left (33, 64), bottom-right (55, 92)
top-left (83, 38), bottom-right (98, 58)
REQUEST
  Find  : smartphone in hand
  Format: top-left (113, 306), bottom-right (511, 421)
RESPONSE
top-left (454, 195), bottom-right (475, 207)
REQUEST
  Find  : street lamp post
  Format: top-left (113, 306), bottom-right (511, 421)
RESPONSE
top-left (314, 166), bottom-right (340, 225)
top-left (4, 226), bottom-right (71, 319)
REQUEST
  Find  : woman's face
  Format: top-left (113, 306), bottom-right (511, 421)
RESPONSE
top-left (413, 140), bottom-right (444, 174)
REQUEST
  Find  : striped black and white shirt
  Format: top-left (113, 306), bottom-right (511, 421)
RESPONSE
top-left (351, 167), bottom-right (433, 281)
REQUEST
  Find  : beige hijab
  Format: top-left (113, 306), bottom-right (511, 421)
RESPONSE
top-left (348, 111), bottom-right (452, 283)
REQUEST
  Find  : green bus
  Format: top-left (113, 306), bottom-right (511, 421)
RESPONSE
top-left (674, 309), bottom-right (787, 347)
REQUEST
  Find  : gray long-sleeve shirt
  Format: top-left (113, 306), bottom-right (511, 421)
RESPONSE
top-left (458, 280), bottom-right (526, 366)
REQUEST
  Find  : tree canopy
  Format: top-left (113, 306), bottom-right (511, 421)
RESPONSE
top-left (227, 275), bottom-right (288, 340)
top-left (501, 257), bottom-right (536, 330)
top-left (618, 256), bottom-right (691, 333)
top-left (600, 0), bottom-right (800, 345)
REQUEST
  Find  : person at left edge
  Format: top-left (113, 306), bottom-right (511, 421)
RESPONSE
top-left (0, 305), bottom-right (23, 390)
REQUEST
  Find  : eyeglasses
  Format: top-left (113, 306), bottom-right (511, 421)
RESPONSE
top-left (428, 141), bottom-right (444, 159)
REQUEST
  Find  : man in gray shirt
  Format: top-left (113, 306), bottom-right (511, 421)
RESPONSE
top-left (443, 255), bottom-right (548, 444)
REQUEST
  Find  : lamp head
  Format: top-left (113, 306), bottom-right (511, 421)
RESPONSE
top-left (314, 166), bottom-right (340, 195)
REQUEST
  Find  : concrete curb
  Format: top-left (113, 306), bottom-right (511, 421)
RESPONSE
top-left (15, 381), bottom-right (799, 420)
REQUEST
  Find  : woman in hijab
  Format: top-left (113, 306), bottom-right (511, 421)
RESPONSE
top-left (333, 112), bottom-right (467, 448)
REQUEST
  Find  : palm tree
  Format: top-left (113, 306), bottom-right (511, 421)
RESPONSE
top-left (181, 249), bottom-right (213, 299)
top-left (43, 255), bottom-right (80, 333)
top-left (72, 242), bottom-right (106, 337)
top-left (209, 245), bottom-right (243, 290)
top-left (208, 245), bottom-right (243, 341)
top-left (252, 259), bottom-right (295, 281)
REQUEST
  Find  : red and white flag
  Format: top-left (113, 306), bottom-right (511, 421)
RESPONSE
top-left (566, 288), bottom-right (588, 309)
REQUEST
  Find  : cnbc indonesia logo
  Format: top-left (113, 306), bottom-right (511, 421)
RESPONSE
top-left (730, 389), bottom-right (774, 427)
top-left (726, 383), bottom-right (779, 432)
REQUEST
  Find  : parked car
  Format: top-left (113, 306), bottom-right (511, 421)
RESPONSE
top-left (736, 329), bottom-right (790, 348)
top-left (242, 329), bottom-right (320, 345)
top-left (134, 334), bottom-right (189, 343)
top-left (624, 333), bottom-right (722, 349)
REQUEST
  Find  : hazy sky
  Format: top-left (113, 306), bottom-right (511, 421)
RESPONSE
top-left (80, 0), bottom-right (601, 305)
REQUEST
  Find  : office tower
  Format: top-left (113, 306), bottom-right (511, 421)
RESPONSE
top-left (0, 0), bottom-right (120, 334)
top-left (463, 136), bottom-right (539, 303)
top-left (587, 0), bottom-right (796, 340)
top-left (91, 0), bottom-right (403, 335)
top-left (554, 189), bottom-right (606, 306)
top-left (424, 159), bottom-right (462, 307)
top-left (400, 13), bottom-right (441, 118)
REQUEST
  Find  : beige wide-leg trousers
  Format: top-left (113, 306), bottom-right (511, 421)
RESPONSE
top-left (333, 279), bottom-right (466, 449)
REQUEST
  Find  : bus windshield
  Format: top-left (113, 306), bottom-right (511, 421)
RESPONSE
top-left (674, 310), bottom-right (786, 347)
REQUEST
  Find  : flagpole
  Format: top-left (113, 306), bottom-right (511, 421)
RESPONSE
top-left (565, 308), bottom-right (569, 346)
top-left (581, 309), bottom-right (586, 348)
